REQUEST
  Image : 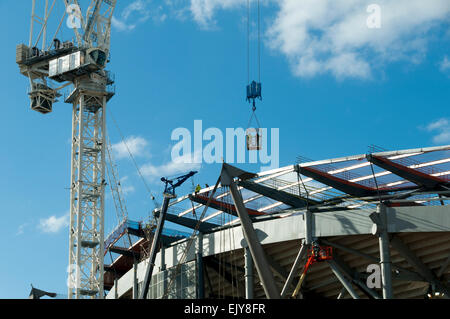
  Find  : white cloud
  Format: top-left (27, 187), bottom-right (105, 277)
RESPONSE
top-left (112, 0), bottom-right (152, 31)
top-left (140, 150), bottom-right (202, 180)
top-left (16, 223), bottom-right (28, 236)
top-left (112, 136), bottom-right (149, 160)
top-left (119, 176), bottom-right (135, 195)
top-left (190, 0), bottom-right (246, 28)
top-left (441, 56), bottom-right (450, 73)
top-left (267, 0), bottom-right (450, 79)
top-left (38, 213), bottom-right (69, 234)
top-left (186, 0), bottom-right (450, 79)
top-left (426, 118), bottom-right (450, 144)
top-left (112, 17), bottom-right (136, 32)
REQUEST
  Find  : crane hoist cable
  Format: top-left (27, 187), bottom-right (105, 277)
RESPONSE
top-left (108, 109), bottom-right (159, 211)
top-left (246, 0), bottom-right (263, 151)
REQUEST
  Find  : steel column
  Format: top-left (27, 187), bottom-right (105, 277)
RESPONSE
top-left (245, 247), bottom-right (254, 299)
top-left (196, 234), bottom-right (205, 299)
top-left (114, 278), bottom-right (118, 299)
top-left (221, 164), bottom-right (279, 299)
top-left (337, 288), bottom-right (346, 299)
top-left (390, 236), bottom-right (450, 297)
top-left (304, 211), bottom-right (313, 245)
top-left (280, 240), bottom-right (307, 298)
top-left (320, 238), bottom-right (424, 282)
top-left (133, 260), bottom-right (138, 299)
top-left (370, 204), bottom-right (393, 299)
top-left (139, 194), bottom-right (173, 299)
top-left (328, 260), bottom-right (360, 299)
top-left (68, 90), bottom-right (106, 299)
top-left (333, 255), bottom-right (381, 299)
top-left (378, 204), bottom-right (393, 299)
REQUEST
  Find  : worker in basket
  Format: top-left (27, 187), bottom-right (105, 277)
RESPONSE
top-left (195, 184), bottom-right (201, 194)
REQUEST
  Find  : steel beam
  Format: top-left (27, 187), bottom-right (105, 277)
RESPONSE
top-left (390, 235), bottom-right (450, 297)
top-left (367, 154), bottom-right (446, 189)
top-left (238, 180), bottom-right (318, 208)
top-left (139, 194), bottom-right (174, 299)
top-left (265, 253), bottom-right (290, 282)
top-left (204, 257), bottom-right (245, 298)
top-left (133, 260), bottom-right (138, 299)
top-left (114, 278), bottom-right (118, 299)
top-left (245, 247), bottom-right (254, 299)
top-left (197, 234), bottom-right (205, 299)
top-left (437, 254), bottom-right (450, 278)
top-left (320, 238), bottom-right (424, 282)
top-left (126, 227), bottom-right (146, 238)
top-left (164, 213), bottom-right (217, 233)
top-left (304, 210), bottom-right (313, 245)
top-left (189, 194), bottom-right (266, 217)
top-left (327, 260), bottom-right (360, 299)
top-left (204, 265), bottom-right (214, 298)
top-left (280, 240), bottom-right (308, 298)
top-left (108, 246), bottom-right (140, 259)
top-left (321, 239), bottom-right (379, 263)
top-left (220, 163), bottom-right (280, 299)
top-left (297, 166), bottom-right (378, 197)
top-left (333, 254), bottom-right (381, 299)
top-left (371, 204), bottom-right (393, 299)
top-left (68, 90), bottom-right (107, 299)
top-left (337, 288), bottom-right (347, 299)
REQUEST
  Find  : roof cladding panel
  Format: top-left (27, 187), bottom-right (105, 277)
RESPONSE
top-left (160, 145), bottom-right (450, 234)
top-left (378, 150), bottom-right (450, 182)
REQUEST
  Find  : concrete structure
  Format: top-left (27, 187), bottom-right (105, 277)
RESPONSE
top-left (104, 145), bottom-right (450, 299)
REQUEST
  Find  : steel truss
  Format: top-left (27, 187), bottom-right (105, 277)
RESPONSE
top-left (68, 84), bottom-right (107, 299)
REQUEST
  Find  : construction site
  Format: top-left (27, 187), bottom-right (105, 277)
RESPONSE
top-left (12, 1), bottom-right (450, 301)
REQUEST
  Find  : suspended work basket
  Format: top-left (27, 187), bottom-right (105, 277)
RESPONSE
top-left (246, 127), bottom-right (263, 151)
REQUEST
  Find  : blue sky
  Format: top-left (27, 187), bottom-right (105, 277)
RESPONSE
top-left (0, 0), bottom-right (449, 298)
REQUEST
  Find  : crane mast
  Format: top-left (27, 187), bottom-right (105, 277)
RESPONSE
top-left (17, 0), bottom-right (117, 299)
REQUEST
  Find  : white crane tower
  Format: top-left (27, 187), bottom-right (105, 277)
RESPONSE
top-left (16, 0), bottom-right (117, 299)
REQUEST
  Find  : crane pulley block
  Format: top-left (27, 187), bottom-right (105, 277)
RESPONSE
top-left (246, 81), bottom-right (262, 106)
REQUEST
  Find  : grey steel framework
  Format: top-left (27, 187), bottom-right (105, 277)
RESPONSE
top-left (104, 145), bottom-right (450, 299)
top-left (17, 0), bottom-right (117, 299)
top-left (67, 89), bottom-right (107, 298)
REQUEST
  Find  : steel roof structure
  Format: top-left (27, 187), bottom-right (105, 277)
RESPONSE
top-left (164, 145), bottom-right (450, 229)
top-left (105, 145), bottom-right (450, 299)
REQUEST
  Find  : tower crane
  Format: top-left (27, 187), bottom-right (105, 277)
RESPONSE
top-left (16, 0), bottom-right (117, 299)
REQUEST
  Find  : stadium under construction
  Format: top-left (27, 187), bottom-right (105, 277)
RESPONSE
top-left (14, 1), bottom-right (450, 301)
top-left (103, 145), bottom-right (450, 299)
